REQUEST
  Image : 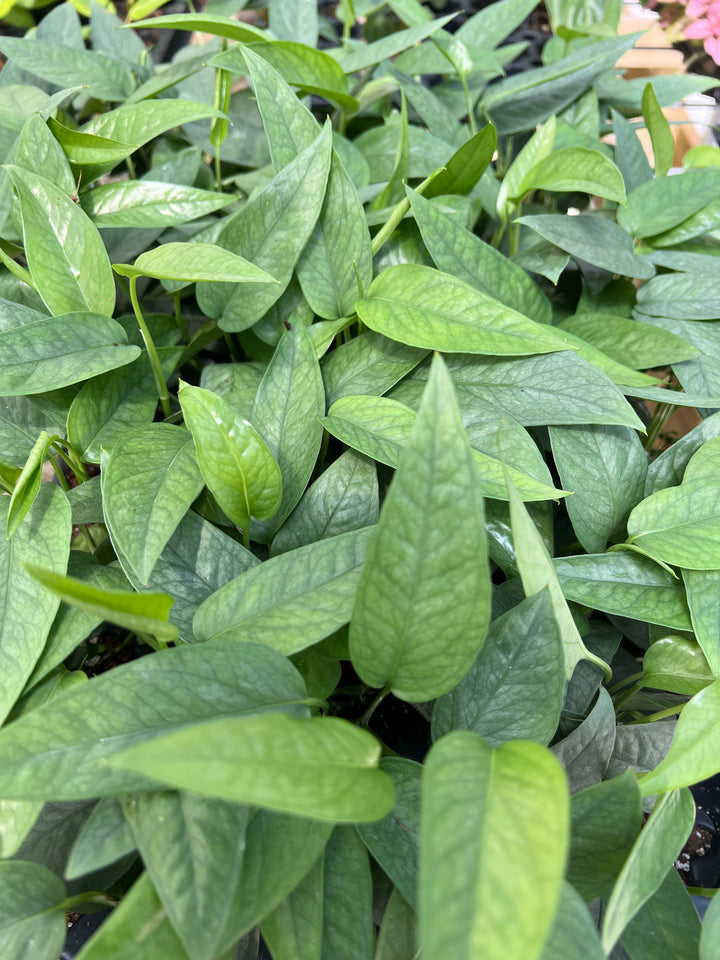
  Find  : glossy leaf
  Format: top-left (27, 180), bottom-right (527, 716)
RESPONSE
top-left (6, 430), bottom-right (52, 540)
top-left (10, 113), bottom-right (75, 195)
top-left (642, 82), bottom-right (673, 177)
top-left (271, 451), bottom-right (379, 556)
top-left (0, 485), bottom-right (70, 727)
top-left (251, 321), bottom-right (325, 540)
top-left (549, 424), bottom-right (647, 554)
top-left (408, 187), bottom-right (551, 324)
top-left (123, 792), bottom-right (249, 960)
top-left (518, 214), bottom-right (654, 279)
top-left (601, 788), bottom-right (695, 951)
top-left (6, 166), bottom-right (115, 317)
top-left (0, 641), bottom-right (308, 800)
top-left (520, 148), bottom-right (626, 204)
top-left (627, 479), bottom-right (720, 570)
top-left (111, 713), bottom-right (394, 822)
top-left (193, 526), bottom-right (372, 655)
top-left (551, 688), bottom-right (616, 794)
top-left (420, 733), bottom-right (569, 960)
top-left (635, 272), bottom-right (720, 320)
top-left (75, 872), bottom-right (191, 960)
top-left (197, 124), bottom-right (332, 331)
top-left (424, 125), bottom-right (497, 198)
top-left (350, 356), bottom-right (491, 701)
top-left (554, 552), bottom-right (692, 629)
top-left (322, 394), bottom-right (563, 502)
top-left (558, 313), bottom-right (699, 369)
top-left (0, 308), bottom-right (139, 397)
top-left (639, 680), bottom-right (720, 795)
top-left (102, 423), bottom-right (204, 586)
top-left (356, 758), bottom-right (420, 908)
top-left (567, 770), bottom-right (643, 900)
top-left (617, 168), bottom-right (720, 238)
top-left (432, 590), bottom-right (565, 746)
top-left (125, 12), bottom-right (267, 42)
top-left (178, 382), bottom-right (282, 532)
top-left (322, 332), bottom-right (426, 407)
top-left (356, 265), bottom-right (566, 356)
top-left (242, 46), bottom-right (372, 319)
top-left (642, 635), bottom-right (713, 696)
top-left (113, 242), bottom-right (276, 284)
top-left (338, 15), bottom-right (455, 73)
top-left (0, 861), bottom-right (66, 960)
top-left (82, 181), bottom-right (234, 228)
top-left (77, 97), bottom-right (223, 147)
top-left (507, 472), bottom-right (610, 680)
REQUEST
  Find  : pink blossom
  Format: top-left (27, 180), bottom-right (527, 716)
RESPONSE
top-left (684, 0), bottom-right (720, 64)
top-left (686, 0), bottom-right (713, 16)
top-left (706, 34), bottom-right (720, 60)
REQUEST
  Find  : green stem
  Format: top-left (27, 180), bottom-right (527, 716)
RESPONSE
top-left (125, 154), bottom-right (136, 180)
top-left (508, 221), bottom-right (520, 257)
top-left (371, 167), bottom-right (445, 257)
top-left (242, 525), bottom-right (250, 551)
top-left (49, 457), bottom-right (70, 491)
top-left (490, 219), bottom-right (507, 249)
top-left (359, 684), bottom-right (390, 728)
top-left (50, 440), bottom-right (89, 484)
top-left (59, 892), bottom-right (117, 912)
top-left (626, 702), bottom-right (686, 724)
top-left (460, 73), bottom-right (476, 137)
top-left (0, 246), bottom-right (35, 289)
top-left (643, 400), bottom-right (676, 452)
top-left (129, 277), bottom-right (171, 418)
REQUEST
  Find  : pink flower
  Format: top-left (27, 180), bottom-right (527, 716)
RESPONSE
top-left (687, 0), bottom-right (713, 16)
top-left (705, 34), bottom-right (720, 61)
top-left (684, 0), bottom-right (720, 63)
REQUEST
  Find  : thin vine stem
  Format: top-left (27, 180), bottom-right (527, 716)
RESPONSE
top-left (129, 276), bottom-right (171, 418)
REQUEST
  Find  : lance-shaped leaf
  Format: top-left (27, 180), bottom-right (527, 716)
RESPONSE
top-left (683, 569), bottom-right (720, 676)
top-left (261, 857), bottom-right (324, 960)
top-left (0, 311), bottom-right (139, 397)
top-left (6, 430), bottom-right (53, 540)
top-left (602, 788), bottom-right (695, 952)
top-left (635, 273), bottom-right (720, 321)
top-left (0, 485), bottom-right (70, 727)
top-left (113, 242), bottom-right (276, 285)
top-left (81, 181), bottom-right (235, 228)
top-left (0, 861), bottom-right (67, 960)
top-left (627, 479), bottom-right (720, 570)
top-left (642, 636), bottom-right (713, 696)
top-left (320, 827), bottom-right (374, 960)
top-left (558, 313), bottom-right (699, 369)
top-left (0, 38), bottom-right (134, 101)
top-left (110, 714), bottom-right (395, 822)
top-left (424, 125), bottom-right (497, 198)
top-left (123, 792), bottom-right (249, 960)
top-left (47, 116), bottom-right (138, 182)
top-left (322, 394), bottom-right (564, 502)
top-left (517, 214), bottom-right (654, 280)
top-left (178, 382), bottom-right (282, 532)
top-left (520, 148), bottom-right (627, 205)
top-left (79, 97), bottom-right (225, 145)
top-left (241, 46), bottom-right (372, 319)
top-left (356, 265), bottom-right (566, 356)
top-left (420, 733), bottom-right (569, 960)
top-left (5, 166), bottom-right (116, 317)
top-left (506, 470), bottom-right (610, 680)
top-left (125, 11), bottom-right (267, 42)
top-left (554, 553), bottom-right (692, 630)
top-left (24, 564), bottom-right (179, 644)
top-left (251, 322), bottom-right (325, 541)
top-left (0, 641), bottom-right (308, 800)
top-left (350, 355), bottom-right (491, 702)
top-left (617, 168), bottom-right (720, 238)
top-left (197, 124), bottom-right (332, 331)
top-left (193, 526), bottom-right (372, 655)
top-left (639, 680), bottom-right (720, 795)
top-left (642, 82), bottom-right (674, 177)
top-left (101, 423), bottom-right (204, 586)
top-left (338, 14), bottom-right (455, 73)
top-left (322, 331), bottom-right (426, 407)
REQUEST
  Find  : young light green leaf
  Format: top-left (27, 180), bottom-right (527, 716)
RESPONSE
top-left (24, 563), bottom-right (179, 644)
top-left (0, 485), bottom-right (70, 727)
top-left (6, 430), bottom-right (53, 540)
top-left (101, 423), bottom-right (204, 586)
top-left (10, 113), bottom-right (75, 195)
top-left (193, 526), bottom-right (373, 655)
top-left (554, 553), bottom-right (692, 630)
top-left (350, 355), bottom-right (490, 702)
top-left (271, 451), bottom-right (379, 556)
top-left (322, 394), bottom-right (564, 502)
top-left (0, 310), bottom-right (139, 397)
top-left (520, 148), bottom-right (627, 205)
top-left (0, 641), bottom-right (308, 800)
top-left (113, 242), bottom-right (276, 284)
top-left (46, 116), bottom-right (138, 182)
top-left (639, 680), bottom-right (720, 795)
top-left (683, 569), bottom-right (720, 676)
top-left (123, 792), bottom-right (249, 960)
top-left (5, 166), bottom-right (116, 316)
top-left (82, 181), bottom-right (234, 228)
top-left (506, 470), bottom-right (611, 680)
top-left (408, 187), bottom-right (552, 324)
top-left (420, 733), bottom-right (569, 960)
top-left (601, 788), bottom-right (695, 952)
top-left (497, 116), bottom-right (556, 216)
top-left (549, 424), bottom-right (647, 554)
top-left (251, 321), bottom-right (325, 541)
top-left (110, 714), bottom-right (394, 822)
top-left (559, 313), bottom-right (699, 369)
top-left (0, 861), bottom-right (67, 960)
top-left (517, 214), bottom-right (654, 279)
top-left (356, 265), bottom-right (566, 356)
top-left (642, 636), bottom-right (713, 696)
top-left (424, 125), bottom-right (497, 198)
top-left (74, 872), bottom-right (192, 960)
top-left (642, 82), bottom-right (674, 177)
top-left (197, 124), bottom-right (332, 330)
top-left (125, 11), bottom-right (267, 41)
top-left (241, 46), bottom-right (372, 319)
top-left (178, 382), bottom-right (282, 532)
top-left (627, 479), bottom-right (720, 570)
top-left (337, 14), bottom-right (455, 73)
top-left (432, 590), bottom-right (565, 746)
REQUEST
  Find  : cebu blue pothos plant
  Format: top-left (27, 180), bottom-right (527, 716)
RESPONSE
top-left (1, 0), bottom-right (720, 956)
